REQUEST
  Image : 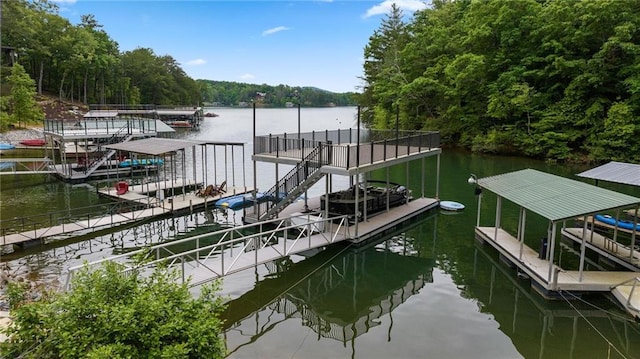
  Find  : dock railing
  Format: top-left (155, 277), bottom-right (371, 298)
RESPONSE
top-left (64, 214), bottom-right (350, 290)
top-left (44, 117), bottom-right (157, 137)
top-left (254, 129), bottom-right (439, 170)
top-left (612, 276), bottom-right (640, 313)
top-left (1, 201), bottom-right (150, 245)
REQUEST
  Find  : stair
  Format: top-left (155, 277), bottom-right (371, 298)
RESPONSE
top-left (84, 132), bottom-right (135, 177)
top-left (258, 144), bottom-right (329, 221)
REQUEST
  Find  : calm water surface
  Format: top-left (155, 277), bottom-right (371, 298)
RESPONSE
top-left (1, 107), bottom-right (640, 358)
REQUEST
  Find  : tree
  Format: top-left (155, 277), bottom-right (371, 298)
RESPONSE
top-left (0, 262), bottom-right (227, 359)
top-left (4, 63), bottom-right (44, 129)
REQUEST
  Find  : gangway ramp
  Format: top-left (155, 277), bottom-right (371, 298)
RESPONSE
top-left (0, 158), bottom-right (54, 175)
top-left (65, 214), bottom-right (351, 289)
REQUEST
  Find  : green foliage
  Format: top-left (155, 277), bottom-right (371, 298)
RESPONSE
top-left (362, 0), bottom-right (640, 162)
top-left (4, 63), bottom-right (44, 128)
top-left (197, 80), bottom-right (356, 107)
top-left (0, 262), bottom-right (227, 359)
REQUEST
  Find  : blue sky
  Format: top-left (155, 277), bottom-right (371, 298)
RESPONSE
top-left (55, 0), bottom-right (429, 93)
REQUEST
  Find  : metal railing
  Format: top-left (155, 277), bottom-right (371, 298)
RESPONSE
top-left (1, 201), bottom-right (151, 244)
top-left (43, 118), bottom-right (157, 137)
top-left (64, 214), bottom-right (350, 290)
top-left (255, 129), bottom-right (439, 170)
top-left (612, 276), bottom-right (640, 313)
top-left (257, 143), bottom-right (329, 220)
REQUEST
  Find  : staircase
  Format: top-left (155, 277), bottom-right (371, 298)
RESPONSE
top-left (257, 143), bottom-right (329, 221)
top-left (83, 128), bottom-right (136, 177)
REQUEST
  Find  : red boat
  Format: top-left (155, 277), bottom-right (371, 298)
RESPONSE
top-left (20, 139), bottom-right (46, 146)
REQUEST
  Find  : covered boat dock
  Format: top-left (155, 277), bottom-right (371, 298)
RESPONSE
top-left (471, 169), bottom-right (640, 319)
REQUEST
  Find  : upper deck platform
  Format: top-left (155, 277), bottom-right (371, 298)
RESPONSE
top-left (43, 118), bottom-right (164, 140)
top-left (253, 128), bottom-right (440, 176)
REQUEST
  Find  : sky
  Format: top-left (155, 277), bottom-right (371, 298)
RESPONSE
top-left (54, 0), bottom-right (430, 93)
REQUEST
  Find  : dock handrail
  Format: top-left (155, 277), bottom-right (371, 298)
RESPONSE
top-left (64, 214), bottom-right (350, 290)
top-left (82, 128), bottom-right (135, 176)
top-left (611, 276), bottom-right (640, 312)
top-left (254, 130), bottom-right (440, 170)
top-left (1, 201), bottom-right (147, 241)
top-left (257, 142), bottom-right (328, 220)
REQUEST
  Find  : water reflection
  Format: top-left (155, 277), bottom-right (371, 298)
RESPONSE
top-left (469, 243), bottom-right (640, 359)
top-left (222, 215), bottom-right (437, 356)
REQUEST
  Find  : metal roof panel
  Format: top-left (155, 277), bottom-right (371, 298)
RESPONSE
top-left (478, 169), bottom-right (640, 221)
top-left (577, 161), bottom-right (640, 186)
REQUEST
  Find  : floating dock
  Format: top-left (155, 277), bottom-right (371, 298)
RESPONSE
top-left (471, 169), bottom-right (640, 319)
top-left (1, 179), bottom-right (253, 249)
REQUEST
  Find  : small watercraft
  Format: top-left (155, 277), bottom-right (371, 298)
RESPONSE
top-left (594, 214), bottom-right (640, 231)
top-left (118, 158), bottom-right (164, 168)
top-left (0, 143), bottom-right (16, 150)
top-left (19, 139), bottom-right (46, 146)
top-left (216, 192), bottom-right (270, 210)
top-left (440, 200), bottom-right (465, 211)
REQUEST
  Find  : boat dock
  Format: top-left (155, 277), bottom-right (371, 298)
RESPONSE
top-left (66, 194), bottom-right (439, 289)
top-left (471, 169), bottom-right (640, 319)
top-left (1, 180), bottom-right (253, 248)
top-left (0, 158), bottom-right (55, 175)
top-left (63, 107), bottom-right (444, 293)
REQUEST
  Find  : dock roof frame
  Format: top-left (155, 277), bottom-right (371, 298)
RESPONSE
top-left (478, 168), bottom-right (640, 222)
top-left (475, 168), bottom-right (640, 286)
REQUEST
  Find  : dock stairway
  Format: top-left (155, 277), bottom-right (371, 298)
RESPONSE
top-left (82, 131), bottom-right (135, 178)
top-left (255, 143), bottom-right (329, 221)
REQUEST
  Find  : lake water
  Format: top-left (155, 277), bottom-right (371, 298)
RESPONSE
top-left (1, 107), bottom-right (640, 358)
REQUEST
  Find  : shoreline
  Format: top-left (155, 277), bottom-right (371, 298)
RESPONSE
top-left (0, 128), bottom-right (45, 145)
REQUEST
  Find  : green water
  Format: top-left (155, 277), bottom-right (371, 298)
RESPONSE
top-left (2, 107), bottom-right (640, 358)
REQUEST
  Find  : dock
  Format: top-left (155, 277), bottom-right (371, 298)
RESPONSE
top-left (471, 169), bottom-right (640, 320)
top-left (2, 179), bottom-right (253, 248)
top-left (66, 194), bottom-right (439, 289)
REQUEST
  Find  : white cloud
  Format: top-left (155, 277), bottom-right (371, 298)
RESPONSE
top-left (363, 0), bottom-right (429, 18)
top-left (262, 26), bottom-right (291, 36)
top-left (52, 0), bottom-right (77, 4)
top-left (186, 59), bottom-right (206, 66)
top-left (240, 73), bottom-right (255, 80)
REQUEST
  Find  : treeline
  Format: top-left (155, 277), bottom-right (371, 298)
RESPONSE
top-left (198, 80), bottom-right (357, 107)
top-left (1, 0), bottom-right (200, 106)
top-left (360, 0), bottom-right (640, 162)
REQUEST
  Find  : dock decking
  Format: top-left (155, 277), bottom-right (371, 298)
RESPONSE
top-left (475, 227), bottom-right (639, 292)
top-left (475, 226), bottom-right (640, 319)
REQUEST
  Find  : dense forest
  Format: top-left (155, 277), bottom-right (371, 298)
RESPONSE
top-left (0, 0), bottom-right (354, 126)
top-left (198, 80), bottom-right (357, 107)
top-left (360, 0), bottom-right (640, 162)
top-left (0, 0), bottom-right (201, 106)
top-left (2, 0), bottom-right (639, 162)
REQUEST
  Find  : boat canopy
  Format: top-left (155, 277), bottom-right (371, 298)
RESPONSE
top-left (476, 168), bottom-right (640, 222)
top-left (576, 161), bottom-right (640, 187)
top-left (106, 137), bottom-right (205, 156)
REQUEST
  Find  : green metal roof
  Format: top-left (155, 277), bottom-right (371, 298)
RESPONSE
top-left (477, 169), bottom-right (640, 222)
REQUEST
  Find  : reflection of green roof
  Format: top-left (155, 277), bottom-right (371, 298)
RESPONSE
top-left (477, 169), bottom-right (640, 222)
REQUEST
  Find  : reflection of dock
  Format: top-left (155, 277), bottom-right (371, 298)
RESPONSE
top-left (222, 223), bottom-right (435, 354)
